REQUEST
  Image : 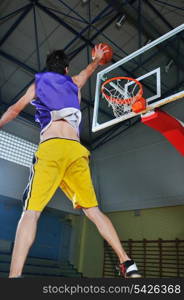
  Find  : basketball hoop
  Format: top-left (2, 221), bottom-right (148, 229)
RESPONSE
top-left (101, 76), bottom-right (146, 117)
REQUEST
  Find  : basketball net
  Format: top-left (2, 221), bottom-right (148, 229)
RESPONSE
top-left (101, 76), bottom-right (146, 117)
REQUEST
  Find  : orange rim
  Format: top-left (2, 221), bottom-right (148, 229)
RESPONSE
top-left (101, 76), bottom-right (143, 105)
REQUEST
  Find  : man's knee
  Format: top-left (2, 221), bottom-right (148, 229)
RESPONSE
top-left (82, 206), bottom-right (101, 221)
top-left (20, 210), bottom-right (41, 223)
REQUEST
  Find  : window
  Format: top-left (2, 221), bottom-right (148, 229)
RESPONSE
top-left (0, 130), bottom-right (38, 168)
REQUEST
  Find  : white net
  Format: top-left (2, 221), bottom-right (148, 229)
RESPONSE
top-left (102, 77), bottom-right (142, 117)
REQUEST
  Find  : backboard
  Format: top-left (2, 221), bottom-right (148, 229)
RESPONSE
top-left (92, 24), bottom-right (184, 132)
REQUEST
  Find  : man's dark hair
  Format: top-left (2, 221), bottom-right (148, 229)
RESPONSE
top-left (46, 50), bottom-right (69, 75)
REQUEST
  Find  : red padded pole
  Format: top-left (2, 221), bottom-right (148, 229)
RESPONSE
top-left (141, 110), bottom-right (184, 155)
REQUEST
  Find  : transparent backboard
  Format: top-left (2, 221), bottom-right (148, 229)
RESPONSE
top-left (92, 24), bottom-right (184, 132)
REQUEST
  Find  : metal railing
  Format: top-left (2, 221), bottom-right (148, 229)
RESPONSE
top-left (103, 239), bottom-right (184, 278)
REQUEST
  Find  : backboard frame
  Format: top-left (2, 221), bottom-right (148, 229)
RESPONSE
top-left (92, 24), bottom-right (184, 133)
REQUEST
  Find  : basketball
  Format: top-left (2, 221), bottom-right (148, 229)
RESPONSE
top-left (92, 43), bottom-right (113, 65)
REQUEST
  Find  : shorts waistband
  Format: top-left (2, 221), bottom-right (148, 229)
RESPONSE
top-left (40, 137), bottom-right (80, 144)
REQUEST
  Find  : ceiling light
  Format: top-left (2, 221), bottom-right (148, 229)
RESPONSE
top-left (165, 59), bottom-right (174, 73)
top-left (116, 15), bottom-right (126, 28)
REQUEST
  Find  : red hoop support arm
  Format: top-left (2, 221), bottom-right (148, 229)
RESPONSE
top-left (141, 110), bottom-right (184, 156)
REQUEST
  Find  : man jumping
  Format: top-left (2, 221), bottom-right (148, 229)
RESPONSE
top-left (0, 44), bottom-right (141, 278)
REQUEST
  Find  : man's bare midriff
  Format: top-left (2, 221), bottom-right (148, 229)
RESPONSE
top-left (41, 86), bottom-right (81, 143)
top-left (40, 119), bottom-right (80, 142)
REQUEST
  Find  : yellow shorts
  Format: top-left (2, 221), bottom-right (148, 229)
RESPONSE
top-left (22, 138), bottom-right (98, 211)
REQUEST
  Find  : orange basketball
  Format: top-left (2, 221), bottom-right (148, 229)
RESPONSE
top-left (92, 43), bottom-right (113, 65)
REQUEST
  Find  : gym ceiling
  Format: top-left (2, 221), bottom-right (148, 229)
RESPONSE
top-left (0, 0), bottom-right (183, 149)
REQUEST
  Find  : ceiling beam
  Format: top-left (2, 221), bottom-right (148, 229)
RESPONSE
top-left (0, 4), bottom-right (32, 47)
top-left (0, 2), bottom-right (120, 143)
top-left (105, 0), bottom-right (184, 71)
top-left (32, 4), bottom-right (41, 71)
top-left (1, 0), bottom-right (155, 144)
top-left (146, 1), bottom-right (173, 30)
top-left (0, 4), bottom-right (31, 21)
top-left (0, 49), bottom-right (37, 74)
top-left (145, 0), bottom-right (184, 45)
top-left (5, 4), bottom-right (119, 115)
top-left (153, 0), bottom-right (184, 11)
top-left (36, 3), bottom-right (92, 46)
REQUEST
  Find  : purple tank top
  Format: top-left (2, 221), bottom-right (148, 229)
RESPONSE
top-left (32, 72), bottom-right (81, 134)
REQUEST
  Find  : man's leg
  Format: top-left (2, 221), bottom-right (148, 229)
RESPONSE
top-left (59, 148), bottom-right (141, 277)
top-left (9, 141), bottom-right (65, 278)
top-left (82, 206), bottom-right (141, 278)
top-left (82, 206), bottom-right (129, 263)
top-left (9, 210), bottom-right (41, 278)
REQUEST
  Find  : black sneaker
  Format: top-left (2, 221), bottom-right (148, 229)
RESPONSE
top-left (118, 260), bottom-right (142, 278)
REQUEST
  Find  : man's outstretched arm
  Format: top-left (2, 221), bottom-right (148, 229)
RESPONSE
top-left (0, 84), bottom-right (35, 128)
top-left (72, 44), bottom-right (108, 88)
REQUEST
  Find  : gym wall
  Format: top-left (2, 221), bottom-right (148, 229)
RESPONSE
top-left (75, 205), bottom-right (184, 277)
top-left (91, 101), bottom-right (184, 213)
